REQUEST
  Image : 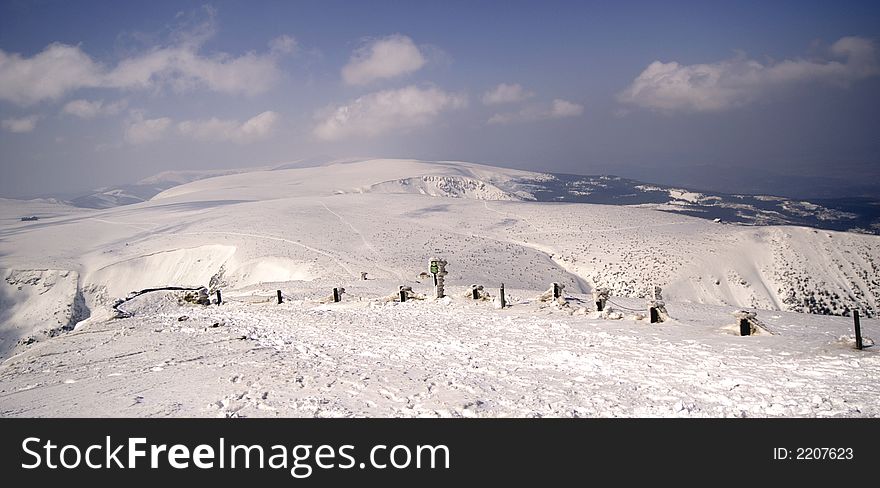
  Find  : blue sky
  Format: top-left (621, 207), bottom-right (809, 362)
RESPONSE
top-left (1, 0), bottom-right (879, 198)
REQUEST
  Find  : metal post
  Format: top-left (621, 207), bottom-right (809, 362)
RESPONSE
top-left (854, 310), bottom-right (863, 350)
top-left (216, 290), bottom-right (222, 305)
top-left (333, 287), bottom-right (340, 303)
top-left (472, 284), bottom-right (479, 299)
top-left (739, 318), bottom-right (750, 336)
top-left (500, 283), bottom-right (506, 308)
top-left (399, 286), bottom-right (407, 303)
top-left (277, 290), bottom-right (283, 304)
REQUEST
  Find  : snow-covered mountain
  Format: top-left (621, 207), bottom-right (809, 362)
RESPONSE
top-left (62, 161), bottom-right (880, 234)
top-left (1, 158), bottom-right (877, 417)
top-left (3, 158), bottom-right (878, 339)
top-left (67, 167), bottom-right (267, 209)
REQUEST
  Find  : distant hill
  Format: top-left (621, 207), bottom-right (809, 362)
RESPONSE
top-left (60, 159), bottom-right (880, 234)
top-left (515, 173), bottom-right (880, 235)
top-left (67, 167), bottom-right (266, 209)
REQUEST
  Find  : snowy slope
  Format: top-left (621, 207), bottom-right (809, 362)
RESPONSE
top-left (0, 158), bottom-right (877, 417)
top-left (0, 269), bottom-right (86, 358)
top-left (0, 284), bottom-right (876, 418)
top-left (67, 167), bottom-right (269, 209)
top-left (150, 159), bottom-right (540, 202)
top-left (59, 161), bottom-right (880, 235)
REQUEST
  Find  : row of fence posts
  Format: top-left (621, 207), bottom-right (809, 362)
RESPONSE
top-left (213, 282), bottom-right (662, 325)
top-left (213, 287), bottom-right (344, 306)
top-left (732, 308), bottom-right (864, 349)
top-left (208, 273), bottom-right (867, 350)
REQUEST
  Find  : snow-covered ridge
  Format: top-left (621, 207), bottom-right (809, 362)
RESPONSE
top-left (359, 175), bottom-right (522, 200)
top-left (45, 159), bottom-right (879, 234)
top-left (149, 159), bottom-right (542, 202)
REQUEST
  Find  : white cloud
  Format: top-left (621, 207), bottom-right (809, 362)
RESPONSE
top-left (122, 109), bottom-right (279, 145)
top-left (488, 99), bottom-right (583, 124)
top-left (314, 85), bottom-right (467, 140)
top-left (177, 110), bottom-right (279, 143)
top-left (618, 36), bottom-right (880, 112)
top-left (1, 115), bottom-right (39, 133)
top-left (0, 31), bottom-right (294, 105)
top-left (62, 99), bottom-right (127, 118)
top-left (341, 34), bottom-right (426, 85)
top-left (550, 98), bottom-right (584, 117)
top-left (124, 112), bottom-right (172, 144)
top-left (0, 43), bottom-right (103, 106)
top-left (269, 35), bottom-right (298, 56)
top-left (102, 41), bottom-right (287, 96)
top-left (482, 83), bottom-right (534, 105)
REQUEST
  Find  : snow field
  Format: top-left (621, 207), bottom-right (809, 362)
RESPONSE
top-left (0, 286), bottom-right (876, 417)
top-left (1, 159), bottom-right (879, 417)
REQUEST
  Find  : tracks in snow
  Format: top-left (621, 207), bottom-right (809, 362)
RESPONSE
top-left (318, 201), bottom-right (404, 280)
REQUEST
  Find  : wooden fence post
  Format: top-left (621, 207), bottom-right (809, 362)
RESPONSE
top-left (739, 318), bottom-right (750, 336)
top-left (277, 290), bottom-right (283, 304)
top-left (854, 310), bottom-right (863, 350)
top-left (399, 286), bottom-right (407, 303)
top-left (500, 283), bottom-right (506, 308)
top-left (216, 290), bottom-right (222, 305)
top-left (333, 287), bottom-right (340, 303)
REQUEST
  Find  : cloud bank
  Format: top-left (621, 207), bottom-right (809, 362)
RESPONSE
top-left (618, 36), bottom-right (880, 112)
top-left (123, 110), bottom-right (280, 145)
top-left (1, 115), bottom-right (39, 133)
top-left (124, 113), bottom-right (172, 144)
top-left (341, 34), bottom-right (426, 85)
top-left (62, 99), bottom-right (127, 119)
top-left (482, 83), bottom-right (534, 105)
top-left (0, 35), bottom-right (294, 106)
top-left (177, 111), bottom-right (279, 143)
top-left (314, 85), bottom-right (467, 140)
top-left (488, 98), bottom-right (583, 124)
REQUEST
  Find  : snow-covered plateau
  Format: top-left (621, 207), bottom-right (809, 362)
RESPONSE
top-left (1, 159), bottom-right (877, 417)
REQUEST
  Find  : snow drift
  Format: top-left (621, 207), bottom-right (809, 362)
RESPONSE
top-left (0, 269), bottom-right (87, 358)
